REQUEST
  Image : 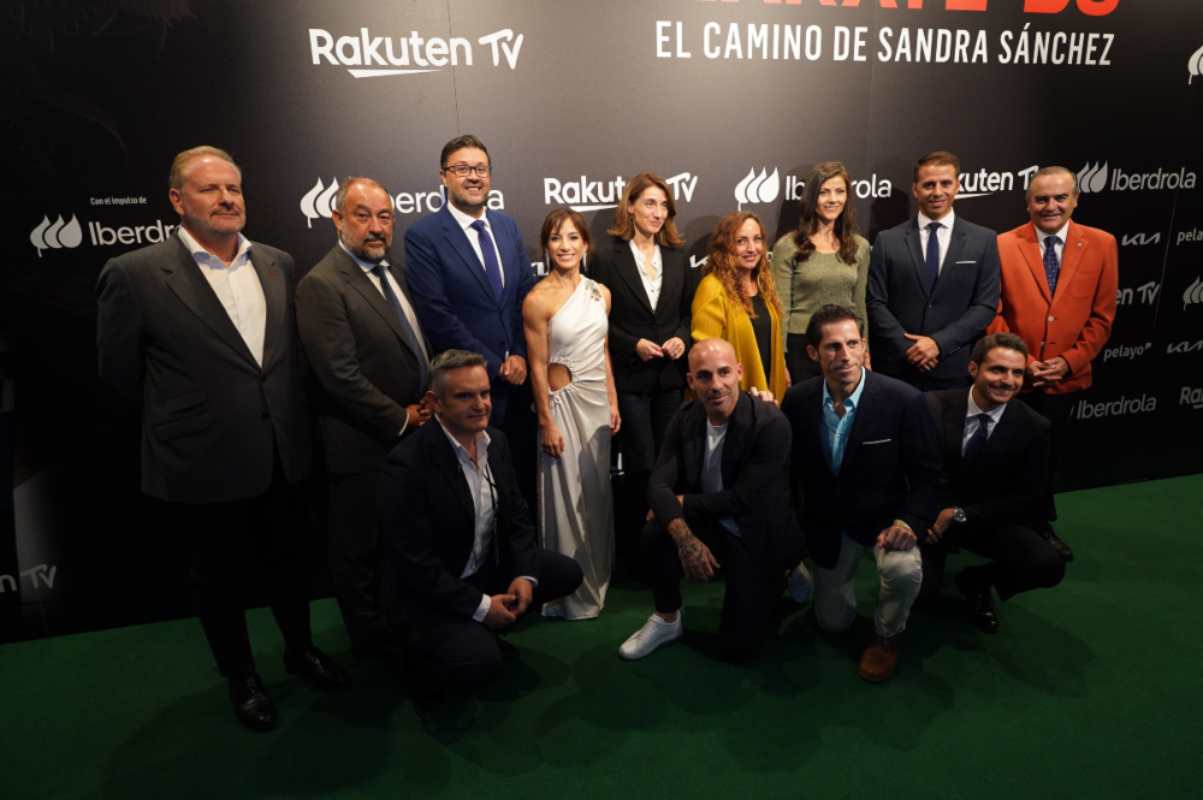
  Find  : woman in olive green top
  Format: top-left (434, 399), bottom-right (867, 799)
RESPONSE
top-left (771, 160), bottom-right (870, 383)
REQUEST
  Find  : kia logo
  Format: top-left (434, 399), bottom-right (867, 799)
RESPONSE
top-left (1121, 232), bottom-right (1161, 247)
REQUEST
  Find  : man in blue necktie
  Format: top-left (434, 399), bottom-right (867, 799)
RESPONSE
top-left (868, 151), bottom-right (1002, 391)
top-left (405, 135), bottom-right (539, 510)
top-left (297, 176), bottom-right (434, 664)
top-left (920, 332), bottom-right (1066, 633)
top-left (989, 166), bottom-right (1119, 563)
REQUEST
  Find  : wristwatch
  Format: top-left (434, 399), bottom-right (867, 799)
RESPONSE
top-left (952, 507), bottom-right (968, 525)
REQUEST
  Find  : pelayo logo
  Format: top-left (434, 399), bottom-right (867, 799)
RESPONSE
top-left (734, 167), bottom-right (780, 210)
top-left (30, 215), bottom-right (84, 257)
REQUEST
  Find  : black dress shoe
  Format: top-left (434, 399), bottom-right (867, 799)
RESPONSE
top-left (284, 646), bottom-right (350, 690)
top-left (1042, 525), bottom-right (1075, 562)
top-left (229, 674), bottom-right (278, 732)
top-left (955, 572), bottom-right (1000, 634)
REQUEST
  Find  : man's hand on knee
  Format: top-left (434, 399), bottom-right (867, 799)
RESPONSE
top-left (876, 521), bottom-right (917, 551)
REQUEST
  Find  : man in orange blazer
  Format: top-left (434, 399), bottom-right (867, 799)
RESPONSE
top-left (988, 165), bottom-right (1118, 561)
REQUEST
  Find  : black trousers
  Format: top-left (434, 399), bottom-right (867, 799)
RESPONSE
top-left (643, 515), bottom-right (785, 658)
top-left (615, 388), bottom-right (682, 571)
top-left (327, 469), bottom-right (393, 650)
top-left (407, 549), bottom-right (583, 687)
top-left (1019, 391), bottom-right (1076, 522)
top-left (179, 467), bottom-right (314, 678)
top-left (922, 519), bottom-right (1065, 601)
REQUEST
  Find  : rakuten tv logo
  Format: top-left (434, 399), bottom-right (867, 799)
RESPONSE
top-left (309, 27), bottom-right (524, 78)
top-left (1181, 387), bottom-right (1203, 410)
top-left (300, 178), bottom-right (504, 227)
top-left (30, 215), bottom-right (83, 257)
top-left (544, 172), bottom-right (699, 212)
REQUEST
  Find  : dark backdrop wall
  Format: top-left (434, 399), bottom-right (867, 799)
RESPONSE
top-left (3, 0), bottom-right (1201, 641)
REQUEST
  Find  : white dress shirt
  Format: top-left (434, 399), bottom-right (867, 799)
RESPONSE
top-left (917, 209), bottom-right (956, 275)
top-left (177, 227), bottom-right (266, 366)
top-left (629, 239), bottom-right (663, 311)
top-left (437, 418), bottom-right (538, 622)
top-left (962, 388), bottom-right (1008, 456)
top-left (446, 202), bottom-right (506, 288)
top-left (438, 419), bottom-right (497, 622)
top-left (1036, 219), bottom-right (1071, 267)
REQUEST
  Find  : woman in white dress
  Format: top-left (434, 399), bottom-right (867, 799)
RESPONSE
top-left (523, 208), bottom-right (621, 620)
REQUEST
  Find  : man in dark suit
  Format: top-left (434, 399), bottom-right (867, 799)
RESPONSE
top-left (617, 339), bottom-right (803, 662)
top-left (783, 304), bottom-right (940, 682)
top-left (868, 150), bottom-right (1001, 390)
top-left (381, 350), bottom-right (582, 689)
top-left (404, 134), bottom-right (538, 507)
top-left (296, 176), bottom-right (432, 661)
top-left (96, 146), bottom-right (346, 732)
top-left (922, 332), bottom-right (1066, 633)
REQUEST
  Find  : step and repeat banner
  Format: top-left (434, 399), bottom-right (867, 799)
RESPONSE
top-left (3, 0), bottom-right (1201, 640)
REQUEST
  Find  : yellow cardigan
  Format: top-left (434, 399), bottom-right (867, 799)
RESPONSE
top-left (691, 273), bottom-right (788, 400)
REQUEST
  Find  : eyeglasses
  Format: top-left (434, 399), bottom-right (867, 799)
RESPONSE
top-left (442, 163), bottom-right (491, 178)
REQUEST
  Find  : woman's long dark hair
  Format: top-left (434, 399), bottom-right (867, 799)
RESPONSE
top-left (791, 160), bottom-right (861, 266)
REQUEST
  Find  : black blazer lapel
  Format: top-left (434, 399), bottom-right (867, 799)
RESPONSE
top-left (427, 423), bottom-right (476, 540)
top-left (336, 248), bottom-right (421, 360)
top-left (251, 244), bottom-right (286, 372)
top-left (837, 371), bottom-right (874, 476)
top-left (938, 220), bottom-right (971, 291)
top-left (163, 238), bottom-right (258, 367)
top-left (680, 403), bottom-right (706, 491)
top-left (720, 393), bottom-right (752, 487)
top-left (612, 240), bottom-right (655, 317)
top-left (904, 220), bottom-right (929, 298)
top-left (942, 390), bottom-right (969, 472)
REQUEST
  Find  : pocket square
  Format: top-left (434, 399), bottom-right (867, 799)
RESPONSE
top-left (862, 438), bottom-right (893, 445)
top-left (954, 259), bottom-right (977, 264)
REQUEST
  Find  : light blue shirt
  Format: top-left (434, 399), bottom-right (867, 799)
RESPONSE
top-left (821, 368), bottom-right (867, 474)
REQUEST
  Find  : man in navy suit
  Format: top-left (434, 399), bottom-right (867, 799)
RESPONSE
top-left (404, 135), bottom-right (538, 503)
top-left (867, 150), bottom-right (1001, 390)
top-left (782, 304), bottom-right (940, 683)
top-left (921, 332), bottom-right (1065, 633)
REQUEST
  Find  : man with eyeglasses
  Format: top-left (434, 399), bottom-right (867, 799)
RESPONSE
top-left (296, 177), bottom-right (432, 664)
top-left (382, 350), bottom-right (582, 695)
top-left (405, 135), bottom-right (539, 509)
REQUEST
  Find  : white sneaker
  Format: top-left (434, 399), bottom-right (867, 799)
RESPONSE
top-left (788, 563), bottom-right (813, 605)
top-left (618, 612), bottom-right (683, 660)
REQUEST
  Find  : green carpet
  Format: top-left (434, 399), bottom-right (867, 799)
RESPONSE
top-left (3, 475), bottom-right (1200, 799)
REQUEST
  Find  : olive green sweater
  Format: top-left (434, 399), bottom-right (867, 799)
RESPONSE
top-left (771, 232), bottom-right (870, 349)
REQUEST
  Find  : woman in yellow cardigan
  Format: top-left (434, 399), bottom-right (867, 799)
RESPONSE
top-left (692, 212), bottom-right (789, 401)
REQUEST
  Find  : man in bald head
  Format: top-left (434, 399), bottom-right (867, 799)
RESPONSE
top-left (618, 339), bottom-right (803, 661)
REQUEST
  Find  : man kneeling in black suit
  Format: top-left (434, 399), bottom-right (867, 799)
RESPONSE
top-left (381, 350), bottom-right (583, 689)
top-left (923, 332), bottom-right (1066, 632)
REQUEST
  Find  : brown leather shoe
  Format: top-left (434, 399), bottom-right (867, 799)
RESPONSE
top-left (858, 637), bottom-right (898, 683)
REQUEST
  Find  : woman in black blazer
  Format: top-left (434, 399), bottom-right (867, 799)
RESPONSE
top-left (589, 172), bottom-right (694, 558)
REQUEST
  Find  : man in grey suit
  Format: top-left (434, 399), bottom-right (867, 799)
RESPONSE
top-left (296, 177), bottom-right (432, 661)
top-left (96, 146), bottom-right (347, 732)
top-left (867, 150), bottom-right (1001, 390)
